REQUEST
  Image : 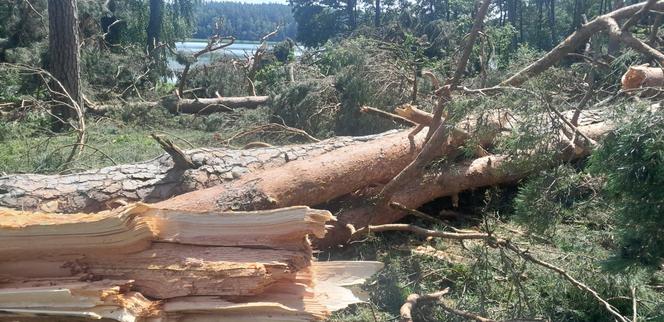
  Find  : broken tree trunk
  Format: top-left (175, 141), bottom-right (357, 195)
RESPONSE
top-left (0, 204), bottom-right (383, 321)
top-left (501, 0), bottom-right (664, 87)
top-left (0, 131), bottom-right (396, 213)
top-left (318, 113), bottom-right (614, 247)
top-left (621, 65), bottom-right (664, 89)
top-left (152, 129), bottom-right (429, 212)
top-left (163, 96), bottom-right (269, 114)
top-left (3, 106), bottom-right (609, 216)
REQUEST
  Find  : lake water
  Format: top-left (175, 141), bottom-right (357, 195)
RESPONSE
top-left (169, 41), bottom-right (259, 71)
top-left (169, 41), bottom-right (297, 72)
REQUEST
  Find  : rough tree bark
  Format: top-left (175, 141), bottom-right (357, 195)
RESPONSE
top-left (0, 131), bottom-right (400, 213)
top-left (47, 0), bottom-right (82, 131)
top-left (153, 130), bottom-right (429, 212)
top-left (318, 112), bottom-right (614, 247)
top-left (151, 105), bottom-right (608, 217)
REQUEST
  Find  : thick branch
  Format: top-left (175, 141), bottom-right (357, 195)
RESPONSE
top-left (603, 17), bottom-right (664, 62)
top-left (501, 1), bottom-right (664, 86)
top-left (151, 133), bottom-right (196, 170)
top-left (400, 288), bottom-right (450, 322)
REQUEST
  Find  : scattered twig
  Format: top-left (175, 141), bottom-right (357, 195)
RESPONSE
top-left (351, 224), bottom-right (489, 240)
top-left (389, 202), bottom-right (447, 226)
top-left (360, 106), bottom-right (417, 127)
top-left (23, 0), bottom-right (47, 32)
top-left (438, 300), bottom-right (498, 322)
top-left (354, 222), bottom-right (632, 322)
top-left (400, 288), bottom-right (450, 322)
top-left (632, 286), bottom-right (638, 322)
top-left (177, 24), bottom-right (236, 96)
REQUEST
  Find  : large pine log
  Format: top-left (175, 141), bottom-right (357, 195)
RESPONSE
top-left (152, 129), bottom-right (428, 212)
top-left (152, 107), bottom-right (609, 214)
top-left (0, 131), bottom-right (395, 213)
top-left (318, 118), bottom-right (615, 247)
top-left (0, 204), bottom-right (383, 321)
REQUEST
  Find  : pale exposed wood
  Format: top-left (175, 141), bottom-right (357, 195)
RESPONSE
top-left (621, 65), bottom-right (664, 90)
top-left (0, 204), bottom-right (382, 321)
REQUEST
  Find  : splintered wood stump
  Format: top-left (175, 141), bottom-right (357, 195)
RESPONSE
top-left (0, 205), bottom-right (383, 321)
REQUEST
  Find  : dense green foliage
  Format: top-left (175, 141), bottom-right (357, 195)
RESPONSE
top-left (590, 107), bottom-right (664, 267)
top-left (193, 2), bottom-right (296, 41)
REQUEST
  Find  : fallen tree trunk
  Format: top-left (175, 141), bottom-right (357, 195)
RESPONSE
top-left (501, 0), bottom-right (664, 87)
top-left (151, 106), bottom-right (607, 215)
top-left (0, 204), bottom-right (383, 321)
top-left (3, 106), bottom-right (610, 216)
top-left (318, 119), bottom-right (614, 247)
top-left (0, 131), bottom-right (395, 213)
top-left (89, 95), bottom-right (269, 115)
top-left (163, 96), bottom-right (269, 114)
top-left (153, 129), bottom-right (428, 212)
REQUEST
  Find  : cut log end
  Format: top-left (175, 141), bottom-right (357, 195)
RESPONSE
top-left (621, 65), bottom-right (664, 90)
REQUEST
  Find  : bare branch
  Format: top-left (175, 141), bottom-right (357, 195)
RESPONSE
top-left (400, 288), bottom-right (450, 322)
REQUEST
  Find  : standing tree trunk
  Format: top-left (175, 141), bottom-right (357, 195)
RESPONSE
top-left (548, 0), bottom-right (557, 47)
top-left (375, 0), bottom-right (381, 27)
top-left (347, 0), bottom-right (357, 30)
top-left (47, 0), bottom-right (82, 132)
top-left (146, 0), bottom-right (163, 52)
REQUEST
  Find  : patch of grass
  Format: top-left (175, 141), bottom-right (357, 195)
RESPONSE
top-left (0, 105), bottom-right (277, 173)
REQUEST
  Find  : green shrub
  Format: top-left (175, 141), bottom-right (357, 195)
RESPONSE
top-left (512, 165), bottom-right (602, 236)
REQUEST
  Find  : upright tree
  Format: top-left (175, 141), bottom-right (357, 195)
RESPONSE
top-left (146, 0), bottom-right (163, 51)
top-left (47, 0), bottom-right (82, 131)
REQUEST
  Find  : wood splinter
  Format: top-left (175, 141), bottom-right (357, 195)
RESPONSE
top-left (151, 133), bottom-right (196, 170)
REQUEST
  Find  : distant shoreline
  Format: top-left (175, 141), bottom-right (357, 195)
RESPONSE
top-left (183, 39), bottom-right (274, 44)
